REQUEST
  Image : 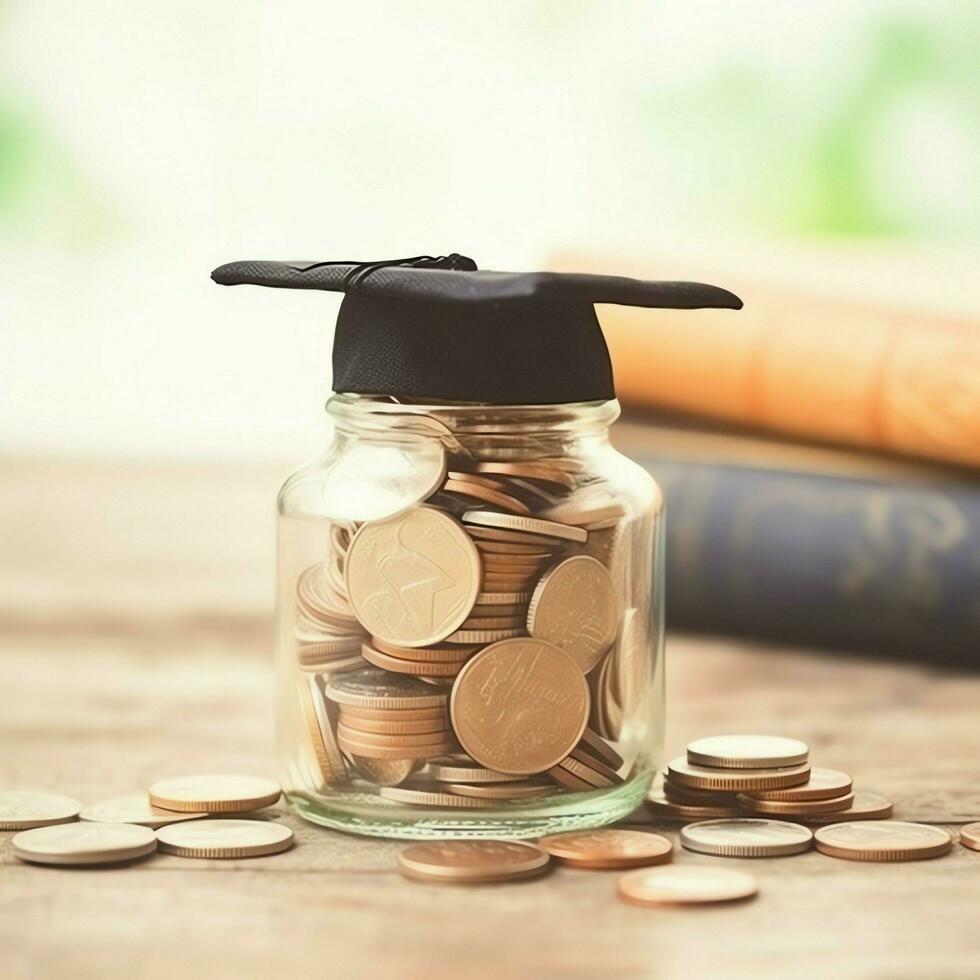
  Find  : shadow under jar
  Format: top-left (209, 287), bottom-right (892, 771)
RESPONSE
top-left (210, 251), bottom-right (741, 838)
top-left (278, 396), bottom-right (665, 838)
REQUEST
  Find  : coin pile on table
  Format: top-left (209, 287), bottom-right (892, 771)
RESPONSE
top-left (3, 776), bottom-right (294, 867)
top-left (648, 734), bottom-right (894, 825)
top-left (291, 450), bottom-right (643, 805)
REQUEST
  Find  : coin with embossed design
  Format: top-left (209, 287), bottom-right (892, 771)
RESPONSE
top-left (450, 638), bottom-right (590, 775)
top-left (527, 556), bottom-right (617, 673)
top-left (346, 507), bottom-right (480, 646)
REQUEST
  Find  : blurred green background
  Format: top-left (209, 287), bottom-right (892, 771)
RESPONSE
top-left (2, 0), bottom-right (978, 458)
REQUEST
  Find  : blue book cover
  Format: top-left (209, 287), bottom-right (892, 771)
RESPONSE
top-left (615, 420), bottom-right (980, 667)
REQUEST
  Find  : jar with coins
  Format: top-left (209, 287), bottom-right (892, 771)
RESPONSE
top-left (213, 253), bottom-right (741, 838)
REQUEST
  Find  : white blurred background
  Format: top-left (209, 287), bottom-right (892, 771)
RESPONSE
top-left (2, 0), bottom-right (978, 460)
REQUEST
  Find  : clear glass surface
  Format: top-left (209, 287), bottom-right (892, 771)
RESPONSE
top-left (277, 395), bottom-right (665, 838)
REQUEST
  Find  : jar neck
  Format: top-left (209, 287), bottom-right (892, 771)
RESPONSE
top-left (326, 393), bottom-right (619, 459)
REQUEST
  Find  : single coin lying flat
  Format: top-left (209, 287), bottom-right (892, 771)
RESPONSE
top-left (779, 791), bottom-right (893, 825)
top-left (397, 839), bottom-right (550, 883)
top-left (538, 830), bottom-right (673, 869)
top-left (960, 823), bottom-right (980, 852)
top-left (814, 821), bottom-right (952, 862)
top-left (148, 774), bottom-right (282, 814)
top-left (12, 822), bottom-right (157, 866)
top-left (80, 793), bottom-right (208, 828)
top-left (155, 819), bottom-right (294, 858)
top-left (680, 818), bottom-right (813, 857)
top-left (686, 734), bottom-right (808, 769)
top-left (618, 865), bottom-right (758, 907)
top-left (0, 790), bottom-right (82, 830)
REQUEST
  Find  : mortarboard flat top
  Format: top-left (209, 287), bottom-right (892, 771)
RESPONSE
top-left (212, 253), bottom-right (742, 404)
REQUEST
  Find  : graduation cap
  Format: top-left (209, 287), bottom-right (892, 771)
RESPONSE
top-left (212, 253), bottom-right (741, 404)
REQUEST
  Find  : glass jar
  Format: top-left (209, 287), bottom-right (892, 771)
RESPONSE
top-left (276, 393), bottom-right (664, 839)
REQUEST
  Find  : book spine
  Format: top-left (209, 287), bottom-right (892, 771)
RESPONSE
top-left (601, 297), bottom-right (980, 469)
top-left (637, 454), bottom-right (980, 665)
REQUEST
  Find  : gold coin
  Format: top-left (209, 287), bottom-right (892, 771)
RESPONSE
top-left (336, 724), bottom-right (453, 749)
top-left (324, 666), bottom-right (448, 710)
top-left (557, 756), bottom-right (614, 788)
top-left (368, 638), bottom-right (476, 662)
top-left (527, 556), bottom-right (617, 673)
top-left (156, 819), bottom-right (294, 859)
top-left (445, 781), bottom-right (554, 800)
top-left (397, 839), bottom-right (550, 883)
top-left (149, 774), bottom-right (282, 814)
top-left (347, 756), bottom-right (421, 787)
top-left (337, 734), bottom-right (454, 760)
top-left (646, 791), bottom-right (741, 821)
top-left (297, 653), bottom-right (364, 675)
top-left (451, 638), bottom-right (590, 775)
top-left (80, 794), bottom-right (207, 829)
top-left (339, 703), bottom-right (448, 723)
top-left (426, 763), bottom-right (526, 784)
top-left (459, 618), bottom-right (527, 632)
top-left (738, 792), bottom-right (855, 816)
top-left (547, 765), bottom-right (595, 792)
top-left (445, 628), bottom-right (526, 644)
top-left (475, 591), bottom-right (531, 605)
top-left (680, 818), bottom-right (813, 857)
top-left (667, 757), bottom-right (810, 792)
top-left (539, 830), bottom-right (672, 869)
top-left (12, 822), bottom-right (157, 866)
top-left (562, 746), bottom-right (623, 786)
top-left (345, 507), bottom-right (480, 646)
top-left (296, 635), bottom-right (365, 658)
top-left (443, 478), bottom-right (531, 515)
top-left (745, 767), bottom-right (852, 802)
top-left (618, 866), bottom-right (758, 907)
top-left (0, 790), bottom-right (82, 830)
top-left (576, 729), bottom-right (624, 772)
top-left (360, 645), bottom-right (465, 678)
top-left (663, 779), bottom-right (740, 807)
top-left (687, 734), bottom-right (809, 770)
top-left (379, 785), bottom-right (497, 809)
top-left (339, 714), bottom-right (449, 736)
top-left (775, 791), bottom-right (894, 825)
top-left (462, 510), bottom-right (587, 544)
top-left (469, 603), bottom-right (527, 618)
top-left (959, 823), bottom-right (980, 851)
top-left (473, 462), bottom-right (577, 490)
top-left (467, 526), bottom-right (561, 547)
top-left (475, 540), bottom-right (558, 556)
top-left (814, 821), bottom-right (952, 861)
top-left (299, 676), bottom-right (347, 786)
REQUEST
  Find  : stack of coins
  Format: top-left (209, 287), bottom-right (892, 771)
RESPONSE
top-left (649, 734), bottom-right (893, 825)
top-left (290, 445), bottom-right (644, 803)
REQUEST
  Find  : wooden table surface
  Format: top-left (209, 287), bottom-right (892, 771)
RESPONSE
top-left (2, 459), bottom-right (979, 980)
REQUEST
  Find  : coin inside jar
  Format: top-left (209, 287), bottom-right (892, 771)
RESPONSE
top-left (345, 507), bottom-right (481, 646)
top-left (397, 839), bottom-right (550, 883)
top-left (450, 638), bottom-right (590, 775)
top-left (527, 556), bottom-right (618, 673)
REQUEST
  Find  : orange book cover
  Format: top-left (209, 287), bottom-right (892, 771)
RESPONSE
top-left (555, 249), bottom-right (980, 469)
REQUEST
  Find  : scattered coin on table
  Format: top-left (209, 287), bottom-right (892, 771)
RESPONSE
top-left (80, 794), bottom-right (208, 828)
top-left (0, 790), bottom-right (82, 830)
top-left (960, 823), bottom-right (980, 852)
top-left (396, 839), bottom-right (551, 884)
top-left (687, 734), bottom-right (809, 769)
top-left (148, 774), bottom-right (282, 814)
top-left (156, 819), bottom-right (294, 859)
top-left (680, 818), bottom-right (813, 857)
top-left (814, 821), bottom-right (953, 862)
top-left (12, 822), bottom-right (157, 866)
top-left (617, 866), bottom-right (759, 907)
top-left (538, 830), bottom-right (673, 869)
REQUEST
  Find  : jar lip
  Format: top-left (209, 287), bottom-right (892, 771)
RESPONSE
top-left (327, 393), bottom-right (620, 435)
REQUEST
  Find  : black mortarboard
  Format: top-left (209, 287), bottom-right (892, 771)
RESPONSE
top-left (211, 253), bottom-right (741, 404)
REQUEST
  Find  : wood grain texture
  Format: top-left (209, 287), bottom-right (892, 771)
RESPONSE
top-left (2, 459), bottom-right (979, 979)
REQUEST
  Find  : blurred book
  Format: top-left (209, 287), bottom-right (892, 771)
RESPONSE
top-left (614, 417), bottom-right (980, 667)
top-left (557, 245), bottom-right (980, 469)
